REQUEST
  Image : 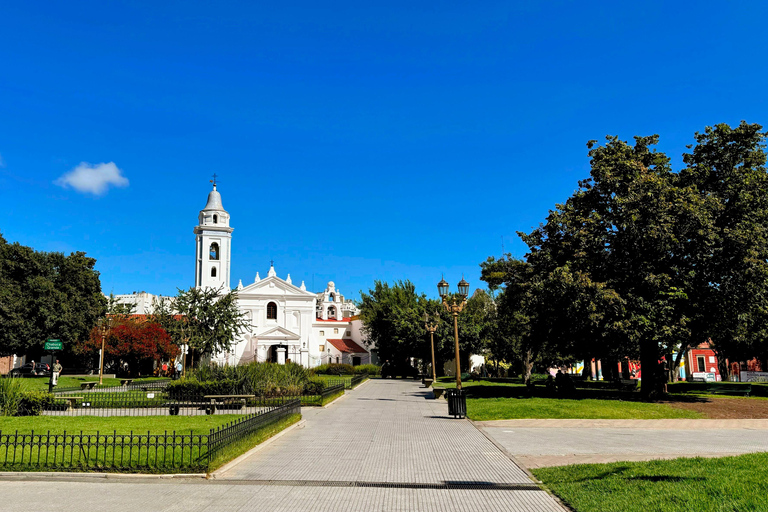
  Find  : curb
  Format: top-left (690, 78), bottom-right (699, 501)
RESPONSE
top-left (0, 471), bottom-right (206, 482)
top-left (209, 419), bottom-right (306, 478)
top-left (470, 420), bottom-right (573, 512)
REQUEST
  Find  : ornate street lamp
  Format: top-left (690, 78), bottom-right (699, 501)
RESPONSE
top-left (98, 316), bottom-right (115, 385)
top-left (438, 276), bottom-right (469, 390)
top-left (424, 312), bottom-right (439, 386)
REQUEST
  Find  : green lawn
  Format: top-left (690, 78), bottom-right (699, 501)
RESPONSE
top-left (533, 453), bottom-right (768, 512)
top-left (466, 397), bottom-right (703, 421)
top-left (17, 376), bottom-right (167, 392)
top-left (433, 378), bottom-right (702, 420)
top-left (0, 414), bottom-right (245, 434)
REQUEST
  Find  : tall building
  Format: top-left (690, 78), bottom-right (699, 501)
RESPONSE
top-left (191, 184), bottom-right (370, 367)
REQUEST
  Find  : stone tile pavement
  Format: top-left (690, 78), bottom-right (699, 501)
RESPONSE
top-left (477, 418), bottom-right (768, 469)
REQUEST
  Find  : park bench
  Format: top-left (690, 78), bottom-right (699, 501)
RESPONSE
top-left (80, 382), bottom-right (97, 390)
top-left (60, 397), bottom-right (84, 411)
top-left (120, 379), bottom-right (133, 386)
top-left (618, 379), bottom-right (638, 391)
top-left (706, 383), bottom-right (751, 397)
top-left (169, 394), bottom-right (251, 415)
top-left (423, 378), bottom-right (434, 388)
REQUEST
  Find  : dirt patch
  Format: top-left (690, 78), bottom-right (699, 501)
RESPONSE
top-left (664, 396), bottom-right (768, 419)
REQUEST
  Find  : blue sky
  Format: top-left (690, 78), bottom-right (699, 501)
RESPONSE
top-left (1, 1), bottom-right (767, 301)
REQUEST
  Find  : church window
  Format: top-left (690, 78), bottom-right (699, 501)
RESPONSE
top-left (211, 267), bottom-right (217, 278)
top-left (329, 293), bottom-right (335, 302)
top-left (345, 331), bottom-right (351, 337)
top-left (210, 243), bottom-right (220, 260)
top-left (267, 302), bottom-right (277, 320)
top-left (334, 328), bottom-right (339, 334)
top-left (319, 331), bottom-right (324, 336)
top-left (319, 344), bottom-right (325, 352)
top-left (336, 356), bottom-right (340, 364)
top-left (213, 214), bottom-right (218, 224)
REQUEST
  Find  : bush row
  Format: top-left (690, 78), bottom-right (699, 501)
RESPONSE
top-left (312, 364), bottom-right (380, 375)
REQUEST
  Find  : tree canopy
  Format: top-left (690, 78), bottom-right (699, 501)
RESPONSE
top-left (481, 122), bottom-right (768, 399)
top-left (0, 234), bottom-right (106, 358)
top-left (152, 286), bottom-right (249, 366)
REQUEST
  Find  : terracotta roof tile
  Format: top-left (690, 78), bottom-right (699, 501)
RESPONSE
top-left (326, 339), bottom-right (367, 354)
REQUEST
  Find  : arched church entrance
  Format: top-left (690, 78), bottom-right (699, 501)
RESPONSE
top-left (268, 344), bottom-right (289, 364)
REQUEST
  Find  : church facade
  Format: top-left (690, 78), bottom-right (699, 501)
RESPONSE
top-left (195, 184), bottom-right (371, 368)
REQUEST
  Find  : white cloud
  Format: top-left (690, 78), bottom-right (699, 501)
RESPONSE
top-left (55, 162), bottom-right (129, 195)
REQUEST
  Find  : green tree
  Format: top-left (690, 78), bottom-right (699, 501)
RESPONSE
top-left (157, 286), bottom-right (249, 367)
top-left (679, 122), bottom-right (768, 378)
top-left (520, 134), bottom-right (714, 398)
top-left (0, 234), bottom-right (106, 358)
top-left (358, 280), bottom-right (427, 369)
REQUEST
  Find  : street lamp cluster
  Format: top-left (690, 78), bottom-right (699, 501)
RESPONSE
top-left (98, 316), bottom-right (115, 385)
top-left (437, 276), bottom-right (469, 390)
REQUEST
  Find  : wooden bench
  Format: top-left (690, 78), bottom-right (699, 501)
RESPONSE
top-left (423, 378), bottom-right (434, 388)
top-left (707, 383), bottom-right (751, 397)
top-left (618, 379), bottom-right (638, 391)
top-left (80, 382), bottom-right (97, 390)
top-left (120, 379), bottom-right (133, 386)
top-left (60, 397), bottom-right (84, 411)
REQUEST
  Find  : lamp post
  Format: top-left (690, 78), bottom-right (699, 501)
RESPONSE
top-left (98, 317), bottom-right (115, 385)
top-left (437, 276), bottom-right (469, 390)
top-left (424, 312), bottom-right (439, 385)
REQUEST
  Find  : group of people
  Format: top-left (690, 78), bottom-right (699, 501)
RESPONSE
top-left (545, 369), bottom-right (576, 397)
top-left (157, 360), bottom-right (183, 379)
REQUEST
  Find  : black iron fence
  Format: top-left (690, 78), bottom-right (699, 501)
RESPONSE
top-left (37, 391), bottom-right (281, 417)
top-left (0, 398), bottom-right (300, 472)
top-left (321, 373), bottom-right (368, 391)
top-left (300, 383), bottom-right (345, 406)
top-left (53, 379), bottom-right (171, 394)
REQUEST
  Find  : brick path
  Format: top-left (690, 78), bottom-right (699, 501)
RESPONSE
top-left (0, 379), bottom-right (566, 512)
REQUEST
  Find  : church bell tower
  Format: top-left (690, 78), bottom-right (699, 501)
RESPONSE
top-left (194, 180), bottom-right (234, 289)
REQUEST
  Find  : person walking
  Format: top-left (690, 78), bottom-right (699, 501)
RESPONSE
top-left (52, 360), bottom-right (62, 386)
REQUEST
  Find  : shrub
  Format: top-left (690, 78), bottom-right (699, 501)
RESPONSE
top-left (303, 378), bottom-right (326, 395)
top-left (313, 363), bottom-right (355, 375)
top-left (354, 364), bottom-right (380, 376)
top-left (18, 390), bottom-right (56, 416)
top-left (173, 362), bottom-right (313, 398)
top-left (0, 377), bottom-right (25, 416)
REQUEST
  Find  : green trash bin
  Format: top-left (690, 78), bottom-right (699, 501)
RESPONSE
top-left (446, 388), bottom-right (467, 418)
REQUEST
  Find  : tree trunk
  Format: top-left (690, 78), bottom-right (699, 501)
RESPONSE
top-left (640, 337), bottom-right (662, 401)
top-left (523, 348), bottom-right (534, 385)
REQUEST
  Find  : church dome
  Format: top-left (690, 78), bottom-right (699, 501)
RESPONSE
top-left (203, 184), bottom-right (224, 211)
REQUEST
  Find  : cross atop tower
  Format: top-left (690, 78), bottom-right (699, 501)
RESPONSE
top-left (210, 173), bottom-right (218, 187)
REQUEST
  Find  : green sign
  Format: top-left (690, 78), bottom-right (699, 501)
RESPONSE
top-left (44, 340), bottom-right (63, 351)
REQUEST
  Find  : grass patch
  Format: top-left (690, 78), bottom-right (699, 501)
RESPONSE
top-left (433, 378), bottom-right (702, 420)
top-left (208, 413), bottom-right (300, 472)
top-left (321, 389), bottom-right (345, 406)
top-left (466, 397), bottom-right (703, 421)
top-left (18, 376), bottom-right (165, 392)
top-left (0, 414), bottom-right (244, 435)
top-left (532, 453), bottom-right (768, 512)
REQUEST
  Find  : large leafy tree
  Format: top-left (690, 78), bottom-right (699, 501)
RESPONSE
top-left (519, 134), bottom-right (715, 398)
top-left (358, 280), bottom-right (427, 367)
top-left (79, 319), bottom-right (178, 376)
top-left (154, 286), bottom-right (249, 366)
top-left (679, 122), bottom-right (768, 376)
top-left (0, 234), bottom-right (106, 358)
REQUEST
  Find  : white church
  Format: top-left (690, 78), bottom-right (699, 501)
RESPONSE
top-left (115, 183), bottom-right (372, 369)
top-left (193, 183), bottom-right (371, 368)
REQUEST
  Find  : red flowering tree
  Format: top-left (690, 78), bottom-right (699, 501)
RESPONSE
top-left (78, 318), bottom-right (179, 376)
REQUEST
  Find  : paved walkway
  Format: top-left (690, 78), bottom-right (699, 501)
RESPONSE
top-left (0, 379), bottom-right (566, 512)
top-left (477, 418), bottom-right (768, 468)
